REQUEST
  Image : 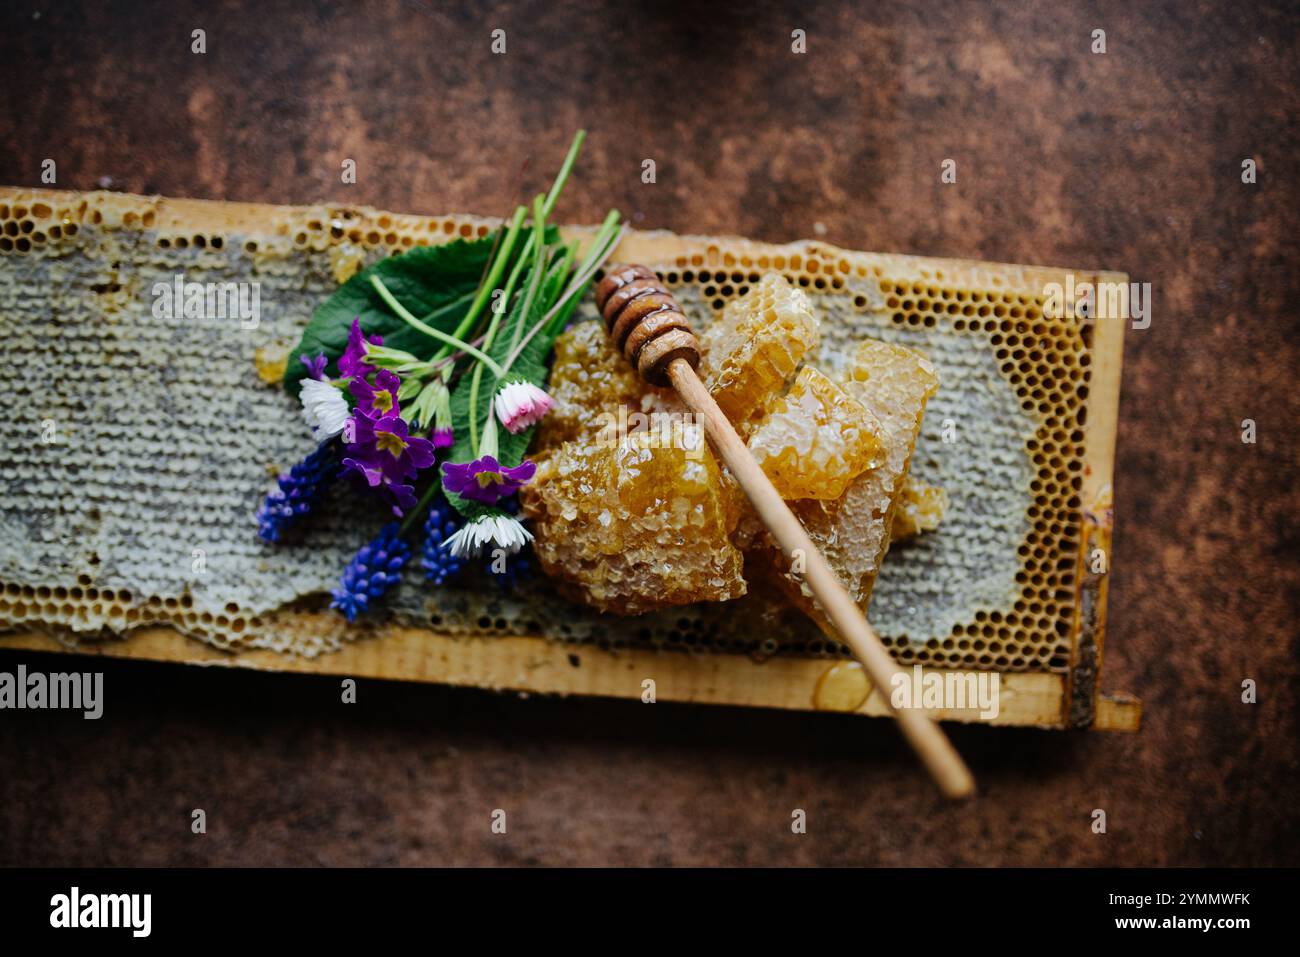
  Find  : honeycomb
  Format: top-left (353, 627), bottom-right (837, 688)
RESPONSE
top-left (747, 365), bottom-right (885, 501)
top-left (536, 318), bottom-right (682, 454)
top-left (0, 187), bottom-right (1110, 683)
top-left (751, 340), bottom-right (938, 622)
top-left (520, 424), bottom-right (745, 615)
top-left (700, 273), bottom-right (819, 433)
top-left (892, 475), bottom-right (949, 543)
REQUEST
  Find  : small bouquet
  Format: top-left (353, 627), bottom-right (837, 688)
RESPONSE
top-left (256, 132), bottom-right (622, 620)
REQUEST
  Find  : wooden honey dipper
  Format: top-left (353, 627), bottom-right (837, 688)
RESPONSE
top-left (595, 264), bottom-right (976, 800)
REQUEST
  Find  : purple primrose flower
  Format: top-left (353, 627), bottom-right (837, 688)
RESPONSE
top-left (441, 455), bottom-right (536, 505)
top-left (342, 412), bottom-right (436, 516)
top-left (301, 352), bottom-right (329, 381)
top-left (350, 368), bottom-right (401, 419)
top-left (338, 317), bottom-right (384, 379)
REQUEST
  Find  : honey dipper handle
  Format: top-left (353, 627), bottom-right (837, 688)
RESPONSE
top-left (668, 359), bottom-right (977, 800)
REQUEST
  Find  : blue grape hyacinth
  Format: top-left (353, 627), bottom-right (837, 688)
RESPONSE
top-left (421, 495), bottom-right (465, 586)
top-left (256, 441), bottom-right (340, 543)
top-left (330, 523), bottom-right (411, 622)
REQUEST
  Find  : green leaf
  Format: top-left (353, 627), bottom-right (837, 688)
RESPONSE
top-left (282, 234), bottom-right (497, 398)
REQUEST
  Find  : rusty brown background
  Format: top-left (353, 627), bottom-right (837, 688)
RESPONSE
top-left (1, 0), bottom-right (1297, 866)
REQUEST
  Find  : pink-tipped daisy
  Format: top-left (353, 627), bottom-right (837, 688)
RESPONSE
top-left (494, 381), bottom-right (554, 434)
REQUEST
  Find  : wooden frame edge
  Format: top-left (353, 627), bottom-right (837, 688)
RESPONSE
top-left (1065, 273), bottom-right (1132, 728)
top-left (0, 626), bottom-right (1085, 728)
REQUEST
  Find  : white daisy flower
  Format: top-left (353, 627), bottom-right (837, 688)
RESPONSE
top-left (300, 378), bottom-right (350, 441)
top-left (443, 514), bottom-right (534, 558)
top-left (494, 381), bottom-right (554, 434)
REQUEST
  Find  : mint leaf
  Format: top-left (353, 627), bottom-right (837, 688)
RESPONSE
top-left (283, 234), bottom-right (497, 398)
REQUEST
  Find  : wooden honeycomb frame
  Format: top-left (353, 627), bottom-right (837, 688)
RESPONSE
top-left (0, 187), bottom-right (1140, 732)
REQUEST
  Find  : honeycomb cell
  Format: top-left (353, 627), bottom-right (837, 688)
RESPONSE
top-left (521, 423), bottom-right (746, 616)
top-left (748, 365), bottom-right (885, 500)
top-left (700, 273), bottom-right (819, 432)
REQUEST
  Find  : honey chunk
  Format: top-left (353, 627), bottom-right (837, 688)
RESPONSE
top-left (520, 423), bottom-right (746, 616)
top-left (891, 475), bottom-right (948, 543)
top-left (538, 320), bottom-right (683, 455)
top-left (748, 366), bottom-right (885, 500)
top-left (756, 339), bottom-right (938, 618)
top-left (700, 274), bottom-right (819, 432)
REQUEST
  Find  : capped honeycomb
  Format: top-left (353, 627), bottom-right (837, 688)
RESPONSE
top-left (536, 318), bottom-right (681, 454)
top-left (520, 423), bottom-right (745, 616)
top-left (0, 186), bottom-right (1116, 693)
top-left (892, 476), bottom-right (949, 543)
top-left (700, 273), bottom-right (819, 433)
top-left (747, 365), bottom-right (885, 501)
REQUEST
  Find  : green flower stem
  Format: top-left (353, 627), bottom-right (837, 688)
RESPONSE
top-left (432, 205), bottom-right (527, 361)
top-left (429, 207), bottom-right (525, 367)
top-left (494, 233), bottom-right (537, 322)
top-left (493, 169), bottom-right (572, 329)
top-left (479, 414), bottom-right (500, 460)
top-left (443, 130), bottom-right (585, 371)
top-left (518, 241), bottom-right (575, 353)
top-left (544, 244), bottom-right (579, 323)
top-left (398, 480), bottom-right (443, 537)
top-left (468, 195), bottom-right (548, 455)
top-left (369, 275), bottom-right (504, 377)
top-left (428, 132), bottom-right (582, 369)
top-left (545, 215), bottom-right (623, 337)
top-left (389, 337), bottom-right (482, 389)
top-left (554, 242), bottom-right (577, 292)
top-left (511, 196), bottom-right (550, 351)
top-left (543, 130), bottom-right (585, 218)
top-left (501, 211), bottom-right (622, 374)
top-left (478, 205), bottom-right (543, 358)
top-left (491, 221), bottom-right (534, 336)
